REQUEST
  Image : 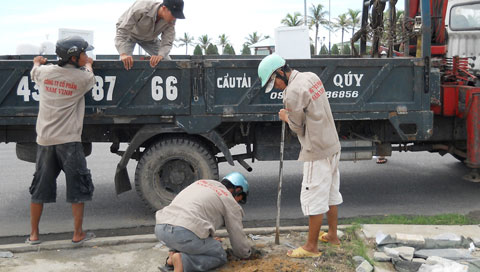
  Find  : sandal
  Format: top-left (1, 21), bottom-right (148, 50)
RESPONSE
top-left (25, 237), bottom-right (41, 245)
top-left (72, 231), bottom-right (95, 245)
top-left (287, 247), bottom-right (322, 258)
top-left (319, 232), bottom-right (341, 246)
top-left (376, 157), bottom-right (388, 164)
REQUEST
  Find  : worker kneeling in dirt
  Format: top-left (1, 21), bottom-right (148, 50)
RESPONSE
top-left (155, 172), bottom-right (252, 272)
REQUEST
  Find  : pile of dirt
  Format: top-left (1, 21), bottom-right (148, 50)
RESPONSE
top-left (220, 256), bottom-right (307, 272)
top-left (217, 231), bottom-right (360, 272)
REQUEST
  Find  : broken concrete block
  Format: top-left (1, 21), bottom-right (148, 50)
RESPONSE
top-left (412, 258), bottom-right (426, 264)
top-left (356, 260), bottom-right (374, 272)
top-left (384, 246), bottom-right (415, 261)
top-left (392, 259), bottom-right (422, 272)
top-left (0, 251), bottom-right (13, 258)
top-left (376, 232), bottom-right (397, 245)
top-left (415, 248), bottom-right (473, 261)
top-left (424, 237), bottom-right (463, 249)
top-left (396, 246), bottom-right (415, 261)
top-left (383, 247), bottom-right (400, 259)
top-left (418, 256), bottom-right (468, 272)
top-left (374, 252), bottom-right (391, 262)
top-left (396, 233), bottom-right (425, 247)
top-left (353, 255), bottom-right (366, 266)
top-left (433, 233), bottom-right (461, 241)
top-left (474, 238), bottom-right (480, 247)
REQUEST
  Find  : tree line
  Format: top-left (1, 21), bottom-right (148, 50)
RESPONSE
top-left (175, 2), bottom-right (403, 56)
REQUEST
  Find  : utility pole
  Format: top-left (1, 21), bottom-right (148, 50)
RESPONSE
top-left (328, 0), bottom-right (331, 53)
top-left (304, 0), bottom-right (308, 26)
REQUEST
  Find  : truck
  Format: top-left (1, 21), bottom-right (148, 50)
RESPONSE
top-left (0, 0), bottom-right (478, 210)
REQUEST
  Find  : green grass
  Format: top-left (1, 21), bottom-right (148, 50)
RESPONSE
top-left (339, 214), bottom-right (480, 225)
top-left (343, 224), bottom-right (375, 265)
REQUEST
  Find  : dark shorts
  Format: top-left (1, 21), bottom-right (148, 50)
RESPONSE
top-left (29, 142), bottom-right (94, 203)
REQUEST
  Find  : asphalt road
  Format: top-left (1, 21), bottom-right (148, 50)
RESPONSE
top-left (1, 142), bottom-right (480, 242)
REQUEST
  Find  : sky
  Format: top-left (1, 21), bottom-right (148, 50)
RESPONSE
top-left (0, 0), bottom-right (402, 56)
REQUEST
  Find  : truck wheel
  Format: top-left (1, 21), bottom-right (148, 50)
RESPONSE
top-left (134, 137), bottom-right (219, 210)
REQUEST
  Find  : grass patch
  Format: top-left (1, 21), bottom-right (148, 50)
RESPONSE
top-left (342, 224), bottom-right (374, 266)
top-left (340, 214), bottom-right (480, 225)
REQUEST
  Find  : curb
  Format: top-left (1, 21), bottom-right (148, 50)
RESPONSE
top-left (0, 225), bottom-right (352, 253)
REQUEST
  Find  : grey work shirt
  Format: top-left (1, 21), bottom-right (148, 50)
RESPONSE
top-left (31, 64), bottom-right (95, 146)
top-left (156, 180), bottom-right (252, 259)
top-left (115, 0), bottom-right (176, 57)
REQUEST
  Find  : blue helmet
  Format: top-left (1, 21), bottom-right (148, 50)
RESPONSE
top-left (222, 172), bottom-right (249, 204)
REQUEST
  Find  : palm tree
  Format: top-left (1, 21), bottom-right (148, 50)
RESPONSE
top-left (309, 4), bottom-right (329, 54)
top-left (217, 34), bottom-right (230, 54)
top-left (281, 12), bottom-right (303, 26)
top-left (334, 13), bottom-right (351, 53)
top-left (197, 35), bottom-right (212, 54)
top-left (347, 9), bottom-right (361, 40)
top-left (176, 33), bottom-right (194, 55)
top-left (245, 32), bottom-right (263, 46)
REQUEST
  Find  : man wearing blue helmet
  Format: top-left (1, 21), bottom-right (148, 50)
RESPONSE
top-left (154, 172), bottom-right (252, 272)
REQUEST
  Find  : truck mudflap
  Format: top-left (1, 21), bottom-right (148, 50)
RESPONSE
top-left (114, 124), bottom-right (234, 195)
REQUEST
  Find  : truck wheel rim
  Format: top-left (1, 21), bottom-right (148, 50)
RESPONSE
top-left (155, 158), bottom-right (196, 194)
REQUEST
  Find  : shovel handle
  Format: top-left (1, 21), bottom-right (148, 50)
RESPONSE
top-left (275, 121), bottom-right (286, 245)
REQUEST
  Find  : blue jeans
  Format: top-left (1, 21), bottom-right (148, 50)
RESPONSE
top-left (155, 224), bottom-right (227, 272)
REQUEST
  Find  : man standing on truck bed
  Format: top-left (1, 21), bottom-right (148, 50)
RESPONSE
top-left (115, 0), bottom-right (185, 70)
top-left (155, 172), bottom-right (253, 272)
top-left (27, 36), bottom-right (96, 245)
top-left (258, 54), bottom-right (343, 258)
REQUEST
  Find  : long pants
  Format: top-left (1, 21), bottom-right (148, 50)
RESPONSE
top-left (155, 224), bottom-right (227, 272)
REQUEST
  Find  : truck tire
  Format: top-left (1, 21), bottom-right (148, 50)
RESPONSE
top-left (134, 137), bottom-right (219, 210)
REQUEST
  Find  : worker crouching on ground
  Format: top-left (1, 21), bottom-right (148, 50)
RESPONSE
top-left (154, 172), bottom-right (252, 272)
top-left (258, 54), bottom-right (343, 258)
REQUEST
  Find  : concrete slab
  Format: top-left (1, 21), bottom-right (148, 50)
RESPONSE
top-left (415, 248), bottom-right (473, 260)
top-left (362, 225), bottom-right (480, 241)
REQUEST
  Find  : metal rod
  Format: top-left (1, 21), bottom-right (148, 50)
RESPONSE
top-left (328, 0), bottom-right (331, 53)
top-left (304, 0), bottom-right (308, 27)
top-left (275, 121), bottom-right (286, 245)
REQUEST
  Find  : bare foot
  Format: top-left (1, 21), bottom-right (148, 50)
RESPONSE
top-left (172, 252), bottom-right (183, 272)
top-left (72, 231), bottom-right (86, 243)
top-left (166, 251), bottom-right (175, 266)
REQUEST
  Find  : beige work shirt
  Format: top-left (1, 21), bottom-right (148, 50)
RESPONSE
top-left (156, 180), bottom-right (252, 259)
top-left (115, 0), bottom-right (176, 57)
top-left (31, 64), bottom-right (96, 146)
top-left (284, 70), bottom-right (341, 161)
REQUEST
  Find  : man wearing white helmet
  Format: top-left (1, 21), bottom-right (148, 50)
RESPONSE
top-left (154, 172), bottom-right (252, 272)
top-left (258, 54), bottom-right (342, 258)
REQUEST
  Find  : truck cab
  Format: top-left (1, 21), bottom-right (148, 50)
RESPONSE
top-left (446, 0), bottom-right (480, 76)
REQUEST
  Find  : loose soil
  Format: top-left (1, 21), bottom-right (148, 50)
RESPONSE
top-left (217, 230), bottom-right (363, 272)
